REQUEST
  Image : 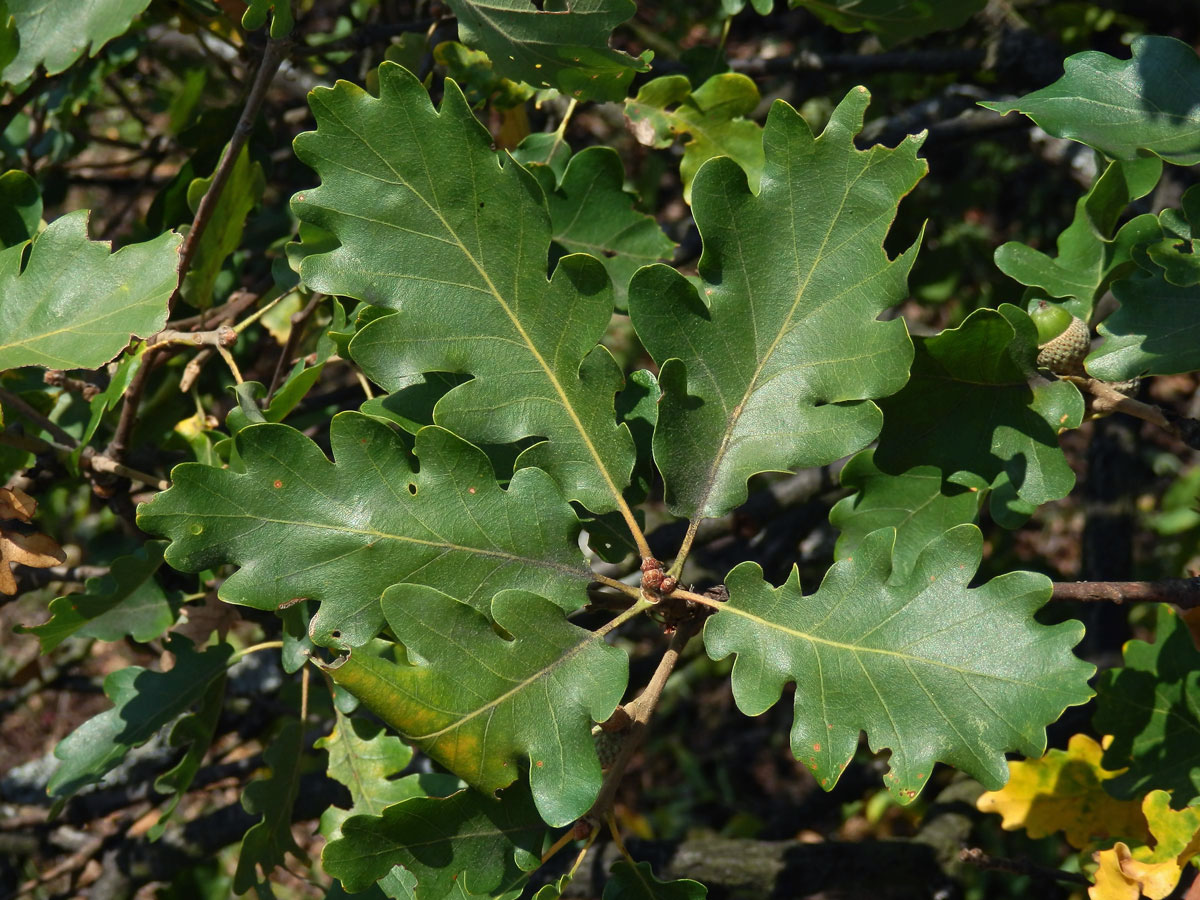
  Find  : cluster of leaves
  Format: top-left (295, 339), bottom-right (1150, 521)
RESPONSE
top-left (2, 1), bottom-right (1200, 898)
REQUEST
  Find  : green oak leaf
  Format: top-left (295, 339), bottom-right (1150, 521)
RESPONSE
top-left (1086, 270), bottom-right (1200, 380)
top-left (1133, 183), bottom-right (1200, 287)
top-left (529, 146), bottom-right (676, 310)
top-left (982, 36), bottom-right (1200, 165)
top-left (512, 131), bottom-right (572, 184)
top-left (181, 145), bottom-right (265, 308)
top-left (993, 156), bottom-right (1163, 321)
top-left (234, 719), bottom-right (308, 894)
top-left (829, 450), bottom-right (981, 582)
top-left (149, 673), bottom-right (226, 840)
top-left (0, 169), bottom-right (41, 248)
top-left (604, 861), bottom-right (708, 899)
top-left (16, 540), bottom-right (174, 652)
top-left (628, 88), bottom-right (920, 519)
top-left (443, 0), bottom-right (650, 102)
top-left (0, 211), bottom-right (180, 370)
top-left (791, 0), bottom-right (984, 46)
top-left (434, 41), bottom-right (534, 109)
top-left (291, 63), bottom-right (636, 515)
top-left (1094, 604), bottom-right (1200, 808)
top-left (874, 305), bottom-right (1083, 525)
top-left (323, 782), bottom-right (545, 897)
top-left (624, 73), bottom-right (765, 203)
top-left (1, 0), bottom-right (152, 84)
top-left (138, 413), bottom-right (591, 649)
top-left (319, 587), bottom-right (629, 826)
top-left (704, 525), bottom-right (1094, 802)
top-left (47, 634), bottom-right (233, 800)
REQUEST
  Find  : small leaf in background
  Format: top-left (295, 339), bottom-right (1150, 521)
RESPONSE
top-left (1089, 791), bottom-right (1200, 900)
top-left (1087, 270), bottom-right (1200, 381)
top-left (829, 449), bottom-right (982, 582)
top-left (16, 540), bottom-right (175, 652)
top-left (529, 146), bottom-right (676, 310)
top-left (704, 525), bottom-right (1094, 802)
top-left (874, 305), bottom-right (1083, 527)
top-left (292, 63), bottom-right (636, 514)
top-left (0, 168), bottom-right (42, 247)
top-left (624, 73), bottom-right (765, 203)
top-left (0, 211), bottom-right (181, 370)
top-left (0, 0), bottom-right (153, 84)
top-left (993, 156), bottom-right (1162, 321)
top-left (791, 0), bottom-right (985, 46)
top-left (512, 131), bottom-right (572, 183)
top-left (434, 41), bottom-right (534, 109)
top-left (603, 860), bottom-right (708, 899)
top-left (322, 782), bottom-right (545, 897)
top-left (322, 587), bottom-right (628, 826)
top-left (138, 415), bottom-right (591, 648)
top-left (976, 733), bottom-right (1149, 850)
top-left (629, 87), bottom-right (919, 519)
top-left (982, 36), bottom-right (1200, 165)
top-left (442, 0), bottom-right (650, 103)
top-left (149, 674), bottom-right (226, 839)
top-left (1093, 605), bottom-right (1200, 808)
top-left (234, 719), bottom-right (308, 894)
top-left (181, 145), bottom-right (265, 308)
top-left (47, 634), bottom-right (233, 800)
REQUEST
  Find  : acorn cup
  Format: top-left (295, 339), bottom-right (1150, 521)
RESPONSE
top-left (1031, 300), bottom-right (1090, 376)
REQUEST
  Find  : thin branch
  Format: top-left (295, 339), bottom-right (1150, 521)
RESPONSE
top-left (1069, 376), bottom-right (1200, 450)
top-left (591, 572), bottom-right (641, 598)
top-left (586, 621), bottom-right (698, 824)
top-left (958, 847), bottom-right (1090, 887)
top-left (1051, 578), bottom-right (1200, 610)
top-left (150, 325), bottom-right (238, 349)
top-left (172, 36), bottom-right (289, 311)
top-left (0, 71), bottom-right (55, 137)
top-left (668, 518), bottom-right (702, 580)
top-left (0, 386), bottom-right (78, 447)
top-left (267, 292), bottom-right (322, 399)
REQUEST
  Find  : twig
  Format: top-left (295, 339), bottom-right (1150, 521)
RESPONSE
top-left (586, 621), bottom-right (698, 824)
top-left (105, 346), bottom-right (165, 462)
top-left (591, 572), bottom-right (641, 598)
top-left (0, 386), bottom-right (78, 447)
top-left (958, 847), bottom-right (1090, 887)
top-left (42, 371), bottom-right (101, 400)
top-left (172, 36), bottom-right (289, 311)
top-left (267, 292), bottom-right (322, 399)
top-left (150, 325), bottom-right (238, 349)
top-left (0, 431), bottom-right (167, 490)
top-left (1070, 376), bottom-right (1200, 450)
top-left (0, 71), bottom-right (55, 137)
top-left (1051, 578), bottom-right (1200, 609)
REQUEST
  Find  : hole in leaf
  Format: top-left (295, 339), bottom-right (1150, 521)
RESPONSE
top-left (408, 483), bottom-right (417, 495)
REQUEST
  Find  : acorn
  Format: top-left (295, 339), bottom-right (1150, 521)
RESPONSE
top-left (1031, 300), bottom-right (1090, 375)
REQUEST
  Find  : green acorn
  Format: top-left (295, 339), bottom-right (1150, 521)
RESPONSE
top-left (1031, 300), bottom-right (1090, 375)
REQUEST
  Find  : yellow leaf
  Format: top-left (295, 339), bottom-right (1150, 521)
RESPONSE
top-left (977, 733), bottom-right (1149, 849)
top-left (1088, 792), bottom-right (1200, 900)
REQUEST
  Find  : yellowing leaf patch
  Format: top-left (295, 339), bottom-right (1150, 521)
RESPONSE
top-left (1089, 791), bottom-right (1200, 900)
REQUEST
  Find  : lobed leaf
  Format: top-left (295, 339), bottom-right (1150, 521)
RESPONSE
top-left (1, 0), bottom-right (152, 84)
top-left (1090, 792), bottom-right (1200, 900)
top-left (623, 73), bottom-right (765, 203)
top-left (604, 861), bottom-right (708, 899)
top-left (530, 146), bottom-right (676, 310)
top-left (975, 733), bottom-right (1149, 850)
top-left (1087, 271), bottom-right (1200, 380)
top-left (320, 587), bottom-right (628, 826)
top-left (703, 525), bottom-right (1094, 802)
top-left (234, 719), bottom-right (308, 894)
top-left (47, 635), bottom-right (232, 800)
top-left (629, 87), bottom-right (919, 520)
top-left (0, 211), bottom-right (180, 371)
top-left (829, 450), bottom-right (981, 582)
top-left (443, 0), bottom-right (650, 102)
top-left (323, 781), bottom-right (545, 897)
top-left (874, 305), bottom-right (1083, 527)
top-left (1094, 605), bottom-right (1200, 808)
top-left (291, 63), bottom-right (636, 514)
top-left (993, 156), bottom-right (1162, 321)
top-left (791, 0), bottom-right (985, 46)
top-left (982, 36), bottom-right (1200, 165)
top-left (138, 414), bottom-right (591, 649)
top-left (16, 540), bottom-right (174, 652)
